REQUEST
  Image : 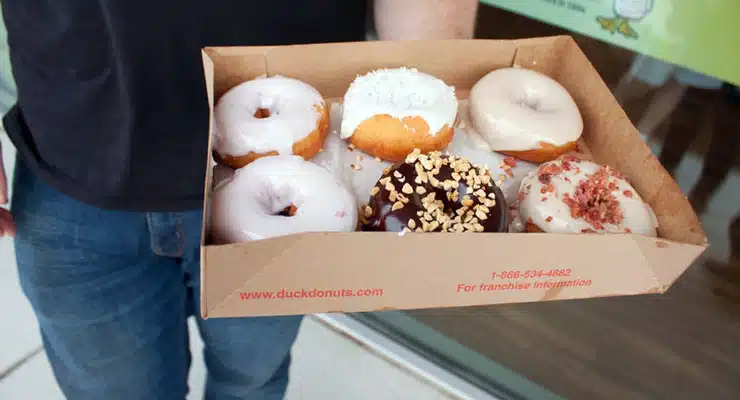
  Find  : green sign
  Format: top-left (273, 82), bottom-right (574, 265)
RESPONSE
top-left (482, 0), bottom-right (740, 86)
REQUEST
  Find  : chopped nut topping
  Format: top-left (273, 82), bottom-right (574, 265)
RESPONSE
top-left (393, 171), bottom-right (403, 179)
top-left (405, 149), bottom-right (421, 164)
top-left (363, 205), bottom-right (373, 218)
top-left (428, 175), bottom-right (440, 187)
top-left (427, 221), bottom-right (440, 231)
top-left (461, 196), bottom-right (474, 207)
top-left (402, 183), bottom-right (413, 194)
top-left (408, 219), bottom-right (417, 229)
top-left (420, 157), bottom-right (434, 171)
top-left (389, 191), bottom-right (398, 202)
top-left (397, 193), bottom-right (409, 204)
top-left (391, 201), bottom-right (404, 211)
top-left (379, 177), bottom-right (391, 186)
top-left (475, 210), bottom-right (488, 220)
top-left (415, 186), bottom-right (426, 195)
top-left (384, 181), bottom-right (395, 192)
top-left (370, 186), bottom-right (380, 196)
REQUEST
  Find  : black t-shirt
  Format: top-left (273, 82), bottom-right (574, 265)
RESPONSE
top-left (1, 1), bottom-right (368, 211)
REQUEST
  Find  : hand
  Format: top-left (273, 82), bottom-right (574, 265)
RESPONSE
top-left (0, 140), bottom-right (16, 238)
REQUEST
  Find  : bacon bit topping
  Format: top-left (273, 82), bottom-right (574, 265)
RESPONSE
top-left (623, 190), bottom-right (634, 198)
top-left (562, 166), bottom-right (624, 230)
top-left (546, 216), bottom-right (553, 222)
top-left (538, 163), bottom-right (561, 184)
top-left (540, 183), bottom-right (554, 194)
top-left (503, 157), bottom-right (517, 167)
top-left (581, 228), bottom-right (596, 233)
top-left (625, 227), bottom-right (632, 233)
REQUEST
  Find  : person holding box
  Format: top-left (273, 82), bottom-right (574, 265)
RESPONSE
top-left (0, 1), bottom-right (479, 399)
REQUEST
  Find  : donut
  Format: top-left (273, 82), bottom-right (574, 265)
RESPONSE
top-left (213, 76), bottom-right (330, 169)
top-left (517, 155), bottom-right (658, 236)
top-left (468, 68), bottom-right (583, 163)
top-left (361, 149), bottom-right (507, 233)
top-left (210, 155), bottom-right (357, 243)
top-left (340, 68), bottom-right (458, 162)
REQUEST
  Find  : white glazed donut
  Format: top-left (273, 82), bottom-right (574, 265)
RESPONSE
top-left (210, 155), bottom-right (357, 243)
top-left (517, 155), bottom-right (658, 236)
top-left (468, 67), bottom-right (583, 163)
top-left (213, 75), bottom-right (329, 168)
top-left (340, 67), bottom-right (458, 162)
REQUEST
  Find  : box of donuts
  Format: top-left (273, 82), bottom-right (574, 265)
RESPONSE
top-left (199, 36), bottom-right (707, 318)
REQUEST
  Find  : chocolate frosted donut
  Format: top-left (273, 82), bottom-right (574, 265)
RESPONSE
top-left (361, 149), bottom-right (508, 233)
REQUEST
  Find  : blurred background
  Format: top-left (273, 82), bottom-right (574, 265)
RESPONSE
top-left (2, 1), bottom-right (739, 399)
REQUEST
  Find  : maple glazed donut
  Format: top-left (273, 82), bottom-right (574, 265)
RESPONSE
top-left (517, 155), bottom-right (658, 236)
top-left (213, 75), bottom-right (330, 169)
top-left (468, 67), bottom-right (583, 163)
top-left (340, 68), bottom-right (458, 162)
top-left (210, 155), bottom-right (357, 243)
top-left (361, 149), bottom-right (507, 233)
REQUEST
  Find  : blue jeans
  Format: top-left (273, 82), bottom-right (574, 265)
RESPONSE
top-left (11, 160), bottom-right (302, 399)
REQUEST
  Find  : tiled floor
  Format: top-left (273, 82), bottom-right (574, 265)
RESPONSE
top-left (0, 133), bottom-right (466, 400)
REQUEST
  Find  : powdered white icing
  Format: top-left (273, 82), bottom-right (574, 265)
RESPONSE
top-left (210, 155), bottom-right (357, 243)
top-left (518, 158), bottom-right (658, 236)
top-left (340, 68), bottom-right (458, 139)
top-left (468, 68), bottom-right (583, 151)
top-left (213, 76), bottom-right (325, 157)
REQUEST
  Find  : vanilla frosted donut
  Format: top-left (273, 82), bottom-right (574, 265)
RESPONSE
top-left (340, 68), bottom-right (458, 162)
top-left (210, 155), bottom-right (357, 243)
top-left (469, 68), bottom-right (583, 163)
top-left (214, 76), bottom-right (329, 168)
top-left (517, 155), bottom-right (658, 236)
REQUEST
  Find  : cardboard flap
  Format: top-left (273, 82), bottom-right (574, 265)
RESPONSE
top-left (204, 232), bottom-right (667, 317)
top-left (633, 236), bottom-right (707, 289)
top-left (202, 235), bottom-right (307, 318)
top-left (263, 39), bottom-right (535, 98)
top-left (203, 47), bottom-right (269, 100)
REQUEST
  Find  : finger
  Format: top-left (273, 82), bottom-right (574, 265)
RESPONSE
top-left (0, 210), bottom-right (15, 237)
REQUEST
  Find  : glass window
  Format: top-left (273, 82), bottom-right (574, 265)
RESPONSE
top-left (354, 3), bottom-right (740, 398)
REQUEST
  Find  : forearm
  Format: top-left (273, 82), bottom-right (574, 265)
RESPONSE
top-left (374, 0), bottom-right (479, 40)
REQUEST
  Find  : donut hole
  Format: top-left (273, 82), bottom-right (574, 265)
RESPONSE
top-left (253, 108), bottom-right (272, 119)
top-left (276, 204), bottom-right (297, 217)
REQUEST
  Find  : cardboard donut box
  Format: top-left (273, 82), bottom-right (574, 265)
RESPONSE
top-left (199, 36), bottom-right (707, 318)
